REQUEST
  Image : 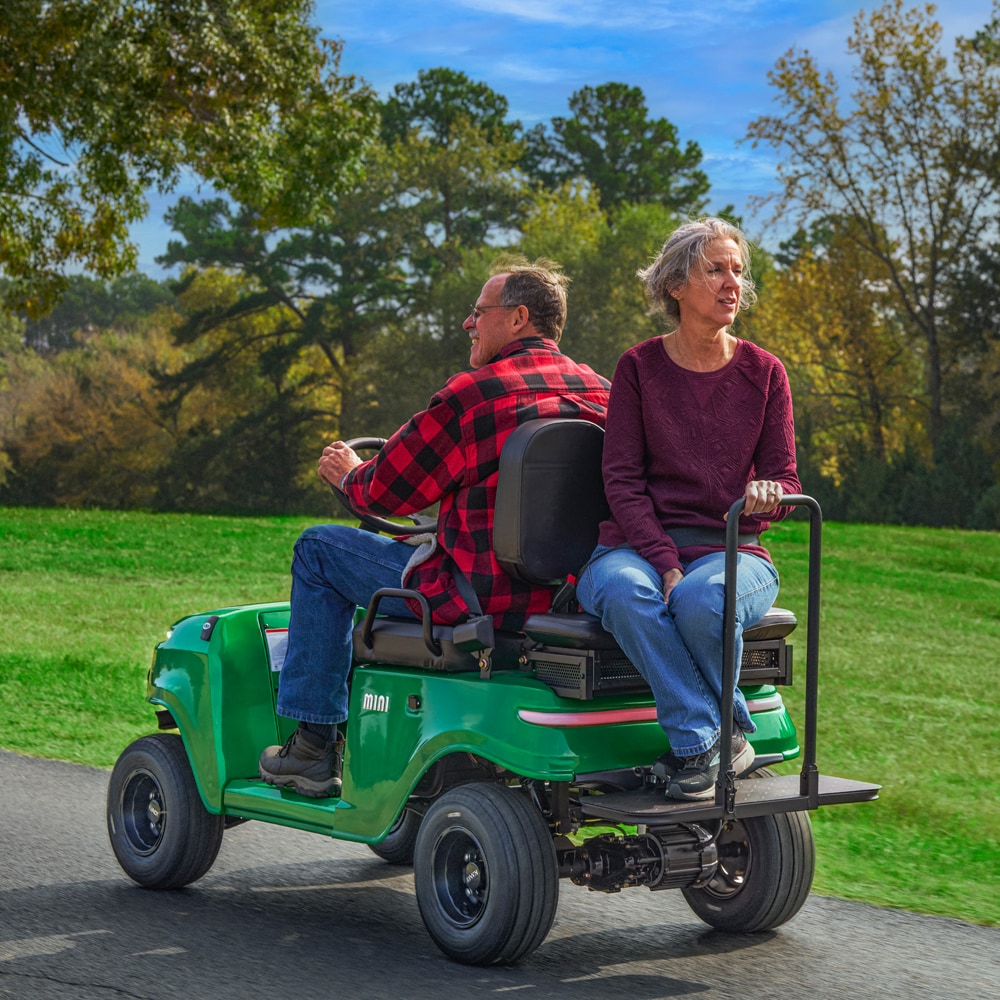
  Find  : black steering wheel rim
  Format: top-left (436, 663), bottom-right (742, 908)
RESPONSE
top-left (332, 437), bottom-right (438, 536)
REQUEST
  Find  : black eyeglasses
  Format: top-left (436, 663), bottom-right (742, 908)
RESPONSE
top-left (469, 304), bottom-right (516, 321)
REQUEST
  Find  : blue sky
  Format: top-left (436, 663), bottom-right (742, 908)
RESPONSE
top-left (133, 0), bottom-right (998, 273)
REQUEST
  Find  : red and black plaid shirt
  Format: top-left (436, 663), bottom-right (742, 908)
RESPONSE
top-left (342, 338), bottom-right (610, 629)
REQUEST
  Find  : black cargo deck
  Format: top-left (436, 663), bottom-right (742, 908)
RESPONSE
top-left (580, 772), bottom-right (881, 825)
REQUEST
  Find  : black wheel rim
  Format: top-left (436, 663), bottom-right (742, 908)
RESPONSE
top-left (701, 819), bottom-right (751, 899)
top-left (431, 827), bottom-right (489, 928)
top-left (119, 767), bottom-right (167, 856)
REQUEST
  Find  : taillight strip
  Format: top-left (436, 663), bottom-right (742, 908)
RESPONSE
top-left (518, 707), bottom-right (657, 727)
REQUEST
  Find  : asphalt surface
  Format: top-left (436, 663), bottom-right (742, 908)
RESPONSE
top-left (1, 748), bottom-right (997, 999)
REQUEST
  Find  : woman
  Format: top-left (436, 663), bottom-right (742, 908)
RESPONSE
top-left (576, 218), bottom-right (800, 801)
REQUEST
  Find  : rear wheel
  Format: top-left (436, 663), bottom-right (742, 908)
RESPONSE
top-left (107, 734), bottom-right (224, 889)
top-left (681, 771), bottom-right (815, 932)
top-left (368, 807), bottom-right (421, 865)
top-left (414, 782), bottom-right (559, 965)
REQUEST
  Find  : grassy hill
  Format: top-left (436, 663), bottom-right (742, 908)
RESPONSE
top-left (1, 506), bottom-right (997, 926)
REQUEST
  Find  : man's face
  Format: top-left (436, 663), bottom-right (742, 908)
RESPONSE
top-left (463, 274), bottom-right (519, 368)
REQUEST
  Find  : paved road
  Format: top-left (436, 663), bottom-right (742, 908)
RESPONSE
top-left (1, 748), bottom-right (997, 999)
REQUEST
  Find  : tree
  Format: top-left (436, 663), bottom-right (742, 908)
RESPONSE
top-left (381, 67), bottom-right (519, 146)
top-left (0, 0), bottom-right (377, 316)
top-left (20, 273), bottom-right (175, 353)
top-left (0, 312), bottom-right (181, 508)
top-left (523, 82), bottom-right (709, 215)
top-left (0, 309), bottom-right (31, 488)
top-left (158, 141), bottom-right (421, 446)
top-left (745, 0), bottom-right (1000, 451)
top-left (152, 269), bottom-right (339, 513)
top-left (158, 70), bottom-right (530, 454)
top-left (379, 69), bottom-right (526, 271)
top-left (749, 219), bottom-right (925, 484)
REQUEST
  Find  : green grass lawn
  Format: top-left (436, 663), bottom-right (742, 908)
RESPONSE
top-left (1, 506), bottom-right (997, 927)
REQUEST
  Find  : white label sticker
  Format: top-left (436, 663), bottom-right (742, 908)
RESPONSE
top-left (265, 628), bottom-right (288, 672)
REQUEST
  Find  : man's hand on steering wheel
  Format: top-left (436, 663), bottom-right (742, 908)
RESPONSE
top-left (318, 441), bottom-right (363, 491)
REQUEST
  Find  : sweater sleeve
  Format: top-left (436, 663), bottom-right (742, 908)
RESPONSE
top-left (747, 359), bottom-right (801, 526)
top-left (602, 351), bottom-right (682, 576)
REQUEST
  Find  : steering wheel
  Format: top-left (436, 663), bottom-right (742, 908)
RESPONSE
top-left (331, 437), bottom-right (439, 537)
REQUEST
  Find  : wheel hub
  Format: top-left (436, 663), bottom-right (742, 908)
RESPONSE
top-left (701, 820), bottom-right (751, 897)
top-left (462, 854), bottom-right (483, 892)
top-left (432, 829), bottom-right (489, 928)
top-left (146, 796), bottom-right (163, 825)
top-left (120, 768), bottom-right (166, 856)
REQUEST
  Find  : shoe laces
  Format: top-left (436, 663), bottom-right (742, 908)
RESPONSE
top-left (277, 731), bottom-right (300, 758)
top-left (677, 739), bottom-right (722, 770)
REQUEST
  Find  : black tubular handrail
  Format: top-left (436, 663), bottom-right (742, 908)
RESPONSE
top-left (719, 495), bottom-right (822, 813)
top-left (359, 587), bottom-right (443, 657)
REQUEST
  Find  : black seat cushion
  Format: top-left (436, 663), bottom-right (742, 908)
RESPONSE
top-left (352, 619), bottom-right (524, 673)
top-left (523, 606), bottom-right (797, 650)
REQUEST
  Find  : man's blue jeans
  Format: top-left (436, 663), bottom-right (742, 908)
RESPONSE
top-left (276, 524), bottom-right (418, 726)
top-left (576, 545), bottom-right (779, 756)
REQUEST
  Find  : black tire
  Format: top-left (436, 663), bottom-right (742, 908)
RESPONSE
top-left (107, 734), bottom-right (224, 890)
top-left (681, 771), bottom-right (815, 932)
top-left (368, 807), bottom-right (421, 865)
top-left (413, 782), bottom-right (559, 966)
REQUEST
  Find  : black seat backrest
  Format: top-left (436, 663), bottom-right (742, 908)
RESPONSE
top-left (494, 418), bottom-right (609, 587)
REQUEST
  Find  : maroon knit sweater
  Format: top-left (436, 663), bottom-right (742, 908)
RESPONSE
top-left (598, 336), bottom-right (801, 577)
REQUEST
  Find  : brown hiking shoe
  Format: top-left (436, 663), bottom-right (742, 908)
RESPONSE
top-left (259, 725), bottom-right (344, 798)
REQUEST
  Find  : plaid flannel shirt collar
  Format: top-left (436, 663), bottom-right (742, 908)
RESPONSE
top-left (482, 336), bottom-right (560, 365)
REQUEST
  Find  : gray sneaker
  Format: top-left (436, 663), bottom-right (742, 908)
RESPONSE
top-left (259, 725), bottom-right (344, 798)
top-left (666, 731), bottom-right (755, 801)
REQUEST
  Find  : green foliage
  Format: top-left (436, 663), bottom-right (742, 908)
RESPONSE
top-left (523, 82), bottom-right (709, 215)
top-left (745, 0), bottom-right (1000, 451)
top-left (3, 17), bottom-right (1000, 522)
top-left (381, 66), bottom-right (520, 146)
top-left (801, 426), bottom-right (1000, 530)
top-left (517, 188), bottom-right (676, 377)
top-left (378, 69), bottom-right (528, 271)
top-left (0, 0), bottom-right (377, 315)
top-left (20, 272), bottom-right (176, 353)
top-left (1, 506), bottom-right (997, 926)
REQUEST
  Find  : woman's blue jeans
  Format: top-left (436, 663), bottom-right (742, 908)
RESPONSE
top-left (276, 524), bottom-right (417, 726)
top-left (576, 544), bottom-right (779, 756)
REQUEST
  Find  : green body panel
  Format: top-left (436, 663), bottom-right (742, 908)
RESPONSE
top-left (149, 603), bottom-right (801, 842)
top-left (149, 603), bottom-right (289, 811)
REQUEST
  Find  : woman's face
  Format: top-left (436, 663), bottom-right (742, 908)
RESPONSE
top-left (673, 238), bottom-right (743, 330)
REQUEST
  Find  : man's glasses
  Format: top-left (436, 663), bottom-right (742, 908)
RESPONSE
top-left (469, 304), bottom-right (516, 321)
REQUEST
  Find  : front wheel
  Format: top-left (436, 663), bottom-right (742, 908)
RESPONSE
top-left (414, 782), bottom-right (559, 966)
top-left (107, 734), bottom-right (224, 889)
top-left (682, 783), bottom-right (815, 932)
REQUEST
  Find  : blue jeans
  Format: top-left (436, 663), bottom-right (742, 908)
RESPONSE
top-left (576, 545), bottom-right (779, 756)
top-left (276, 524), bottom-right (418, 725)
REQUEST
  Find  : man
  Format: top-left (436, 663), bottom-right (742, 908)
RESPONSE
top-left (259, 256), bottom-right (610, 797)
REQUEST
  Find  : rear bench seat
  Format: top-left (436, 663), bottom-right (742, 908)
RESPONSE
top-left (351, 418), bottom-right (795, 697)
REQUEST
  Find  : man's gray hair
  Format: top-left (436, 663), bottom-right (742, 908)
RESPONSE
top-left (490, 254), bottom-right (570, 341)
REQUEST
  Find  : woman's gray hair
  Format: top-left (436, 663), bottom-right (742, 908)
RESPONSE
top-left (638, 218), bottom-right (757, 327)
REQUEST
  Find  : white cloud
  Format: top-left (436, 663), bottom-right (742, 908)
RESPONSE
top-left (452, 0), bottom-right (766, 31)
